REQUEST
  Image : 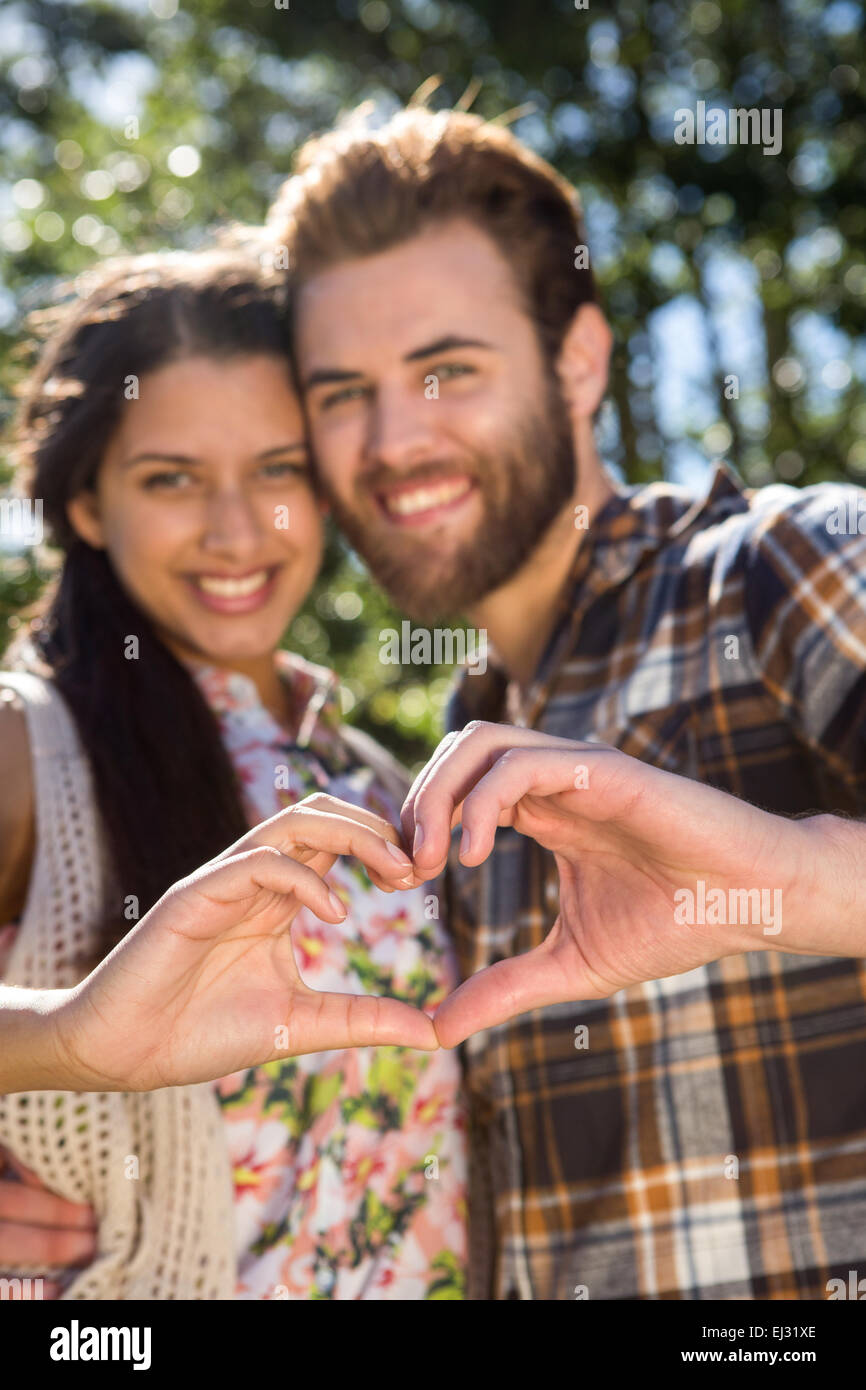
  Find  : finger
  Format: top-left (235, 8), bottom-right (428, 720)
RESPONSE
top-left (173, 847), bottom-right (354, 942)
top-left (410, 726), bottom-right (582, 873)
top-left (218, 808), bottom-right (415, 886)
top-left (433, 944), bottom-right (581, 1048)
top-left (284, 988), bottom-right (439, 1054)
top-left (457, 745), bottom-right (616, 864)
top-left (0, 1180), bottom-right (97, 1230)
top-left (0, 1221), bottom-right (97, 1268)
top-left (400, 730), bottom-right (460, 848)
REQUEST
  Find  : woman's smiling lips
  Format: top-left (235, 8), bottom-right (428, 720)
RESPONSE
top-left (375, 474), bottom-right (476, 528)
top-left (184, 566), bottom-right (281, 614)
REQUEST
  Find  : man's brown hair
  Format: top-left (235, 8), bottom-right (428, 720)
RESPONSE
top-left (269, 101), bottom-right (597, 366)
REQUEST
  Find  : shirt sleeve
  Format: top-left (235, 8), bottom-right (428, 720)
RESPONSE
top-left (743, 482), bottom-right (866, 785)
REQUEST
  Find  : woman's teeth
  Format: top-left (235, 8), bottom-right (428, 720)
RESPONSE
top-left (384, 478), bottom-right (472, 517)
top-left (194, 570), bottom-right (270, 597)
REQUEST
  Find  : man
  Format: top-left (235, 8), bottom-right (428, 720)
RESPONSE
top-left (271, 101), bottom-right (866, 1300)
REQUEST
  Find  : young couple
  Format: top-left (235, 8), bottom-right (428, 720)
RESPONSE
top-left (3, 102), bottom-right (866, 1303)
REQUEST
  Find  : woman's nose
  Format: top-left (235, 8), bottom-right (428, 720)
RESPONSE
top-left (200, 489), bottom-right (265, 557)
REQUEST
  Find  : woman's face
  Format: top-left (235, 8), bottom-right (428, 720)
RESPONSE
top-left (67, 353), bottom-right (324, 669)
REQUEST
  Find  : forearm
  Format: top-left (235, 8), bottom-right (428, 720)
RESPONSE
top-left (0, 987), bottom-right (78, 1093)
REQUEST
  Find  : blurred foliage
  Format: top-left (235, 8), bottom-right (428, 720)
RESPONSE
top-left (1, 0), bottom-right (865, 765)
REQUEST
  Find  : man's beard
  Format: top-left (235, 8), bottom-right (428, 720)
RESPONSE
top-left (322, 387), bottom-right (577, 624)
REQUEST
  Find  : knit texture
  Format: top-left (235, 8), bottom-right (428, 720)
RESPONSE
top-left (0, 670), bottom-right (236, 1299)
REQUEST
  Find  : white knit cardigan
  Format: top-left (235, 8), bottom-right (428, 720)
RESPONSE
top-left (0, 671), bottom-right (237, 1299)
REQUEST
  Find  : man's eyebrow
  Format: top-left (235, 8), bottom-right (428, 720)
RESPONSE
top-left (403, 335), bottom-right (496, 362)
top-left (303, 366), bottom-right (363, 390)
top-left (304, 335), bottom-right (496, 390)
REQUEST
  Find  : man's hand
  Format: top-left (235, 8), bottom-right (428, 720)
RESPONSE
top-left (402, 723), bottom-right (844, 1047)
top-left (44, 797), bottom-right (436, 1094)
top-left (0, 1149), bottom-right (95, 1298)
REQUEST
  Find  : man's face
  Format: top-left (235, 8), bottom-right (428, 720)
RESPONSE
top-left (295, 218), bottom-right (576, 622)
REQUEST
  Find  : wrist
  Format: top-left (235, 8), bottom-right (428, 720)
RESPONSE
top-left (0, 986), bottom-right (80, 1093)
top-left (786, 813), bottom-right (866, 958)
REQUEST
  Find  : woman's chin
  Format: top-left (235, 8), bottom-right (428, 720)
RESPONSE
top-left (160, 621), bottom-right (288, 671)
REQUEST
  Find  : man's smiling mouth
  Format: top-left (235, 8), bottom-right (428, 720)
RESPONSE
top-left (376, 475), bottom-right (475, 525)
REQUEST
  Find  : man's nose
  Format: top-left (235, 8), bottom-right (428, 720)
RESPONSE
top-left (365, 383), bottom-right (439, 472)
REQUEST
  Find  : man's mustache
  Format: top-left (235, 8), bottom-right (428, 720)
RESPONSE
top-left (357, 463), bottom-right (480, 495)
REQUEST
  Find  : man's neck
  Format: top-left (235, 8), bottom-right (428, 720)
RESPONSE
top-left (468, 445), bottom-right (618, 691)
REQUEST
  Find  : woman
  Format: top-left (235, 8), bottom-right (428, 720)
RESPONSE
top-left (0, 246), bottom-right (467, 1299)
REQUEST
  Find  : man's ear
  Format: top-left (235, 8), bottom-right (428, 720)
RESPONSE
top-left (555, 303), bottom-right (614, 420)
top-left (66, 491), bottom-right (106, 549)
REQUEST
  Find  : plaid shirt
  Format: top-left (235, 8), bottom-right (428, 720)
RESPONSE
top-left (446, 458), bottom-right (866, 1300)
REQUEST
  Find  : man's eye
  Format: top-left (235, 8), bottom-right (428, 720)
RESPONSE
top-left (434, 362), bottom-right (477, 381)
top-left (141, 470), bottom-right (194, 490)
top-left (320, 384), bottom-right (369, 409)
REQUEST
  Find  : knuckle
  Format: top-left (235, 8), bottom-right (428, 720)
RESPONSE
top-left (461, 720), bottom-right (490, 741)
top-left (497, 747), bottom-right (523, 770)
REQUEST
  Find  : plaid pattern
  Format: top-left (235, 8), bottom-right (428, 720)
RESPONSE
top-left (446, 459), bottom-right (866, 1300)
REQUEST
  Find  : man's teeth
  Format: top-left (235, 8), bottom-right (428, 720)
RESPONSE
top-left (384, 479), bottom-right (471, 517)
top-left (195, 570), bottom-right (270, 597)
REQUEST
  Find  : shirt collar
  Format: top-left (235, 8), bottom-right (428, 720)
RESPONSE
top-left (579, 456), bottom-right (748, 593)
top-left (185, 648), bottom-right (342, 750)
top-left (450, 458), bottom-right (750, 729)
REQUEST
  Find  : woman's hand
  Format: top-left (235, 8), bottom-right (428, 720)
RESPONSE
top-left (45, 798), bottom-right (436, 1093)
top-left (402, 724), bottom-right (824, 1047)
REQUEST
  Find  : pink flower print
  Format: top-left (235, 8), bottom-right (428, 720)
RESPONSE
top-left (228, 1120), bottom-right (287, 1203)
top-left (294, 1153), bottom-right (320, 1199)
top-left (292, 924), bottom-right (330, 974)
top-left (411, 1091), bottom-right (451, 1129)
top-left (363, 907), bottom-right (413, 947)
top-left (342, 1149), bottom-right (388, 1197)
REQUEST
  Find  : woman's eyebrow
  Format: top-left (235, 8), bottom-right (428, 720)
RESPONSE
top-left (122, 445), bottom-right (308, 467)
top-left (256, 443), bottom-right (308, 458)
top-left (122, 452), bottom-right (198, 469)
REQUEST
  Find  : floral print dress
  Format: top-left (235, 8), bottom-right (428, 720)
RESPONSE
top-left (0, 650), bottom-right (468, 1300)
top-left (187, 650), bottom-right (467, 1300)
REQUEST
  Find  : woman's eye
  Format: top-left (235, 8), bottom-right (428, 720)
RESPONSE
top-left (141, 470), bottom-right (194, 491)
top-left (259, 459), bottom-right (308, 480)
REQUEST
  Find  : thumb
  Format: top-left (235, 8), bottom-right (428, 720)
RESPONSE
top-left (287, 988), bottom-right (440, 1054)
top-left (432, 941), bottom-right (577, 1048)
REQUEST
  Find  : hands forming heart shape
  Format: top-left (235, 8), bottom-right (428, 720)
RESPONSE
top-left (49, 723), bottom-right (821, 1094)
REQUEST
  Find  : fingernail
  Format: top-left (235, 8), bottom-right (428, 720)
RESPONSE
top-left (385, 840), bottom-right (412, 869)
top-left (460, 827), bottom-right (471, 858)
top-left (413, 823), bottom-right (425, 854)
top-left (328, 890), bottom-right (346, 918)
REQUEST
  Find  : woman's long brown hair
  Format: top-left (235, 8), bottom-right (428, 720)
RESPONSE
top-left (9, 248), bottom-right (295, 968)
